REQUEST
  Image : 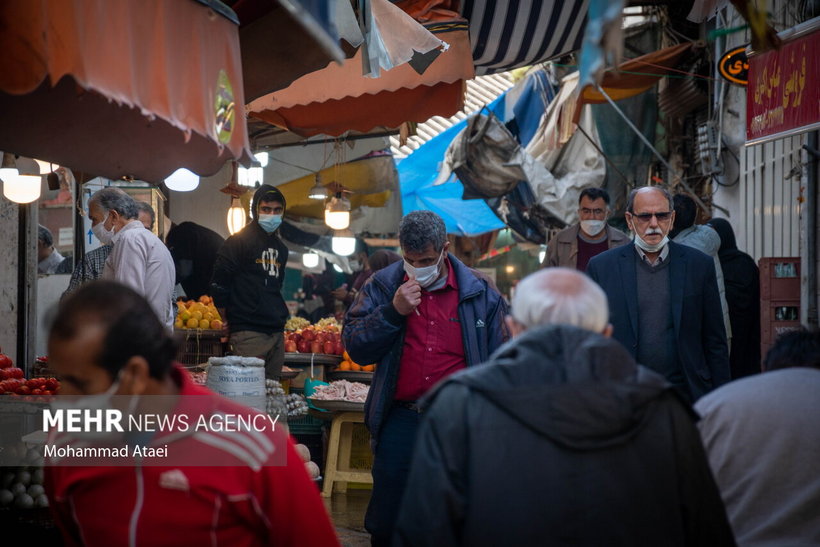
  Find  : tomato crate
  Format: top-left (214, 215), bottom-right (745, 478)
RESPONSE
top-left (175, 329), bottom-right (226, 367)
top-left (288, 414), bottom-right (326, 436)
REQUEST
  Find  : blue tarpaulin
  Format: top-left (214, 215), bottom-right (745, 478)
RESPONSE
top-left (398, 98), bottom-right (507, 236)
top-left (398, 70), bottom-right (554, 236)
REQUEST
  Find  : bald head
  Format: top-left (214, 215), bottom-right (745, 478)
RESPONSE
top-left (509, 268), bottom-right (610, 336)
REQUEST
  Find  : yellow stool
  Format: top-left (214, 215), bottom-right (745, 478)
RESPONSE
top-left (321, 411), bottom-right (373, 497)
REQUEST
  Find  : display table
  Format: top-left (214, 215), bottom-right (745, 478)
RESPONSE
top-left (321, 411), bottom-right (373, 497)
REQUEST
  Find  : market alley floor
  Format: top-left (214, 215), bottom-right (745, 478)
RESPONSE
top-left (326, 489), bottom-right (371, 546)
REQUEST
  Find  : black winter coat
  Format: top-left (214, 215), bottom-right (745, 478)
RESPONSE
top-left (394, 325), bottom-right (735, 547)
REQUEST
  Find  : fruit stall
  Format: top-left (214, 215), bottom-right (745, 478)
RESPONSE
top-left (0, 348), bottom-right (62, 540)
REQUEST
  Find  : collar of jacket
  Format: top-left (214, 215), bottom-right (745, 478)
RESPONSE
top-left (370, 252), bottom-right (485, 303)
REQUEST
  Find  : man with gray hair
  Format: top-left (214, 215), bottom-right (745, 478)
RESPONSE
top-left (343, 210), bottom-right (508, 546)
top-left (587, 186), bottom-right (730, 402)
top-left (394, 268), bottom-right (735, 547)
top-left (88, 187), bottom-right (175, 329)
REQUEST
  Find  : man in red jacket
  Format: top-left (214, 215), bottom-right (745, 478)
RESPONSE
top-left (45, 281), bottom-right (338, 547)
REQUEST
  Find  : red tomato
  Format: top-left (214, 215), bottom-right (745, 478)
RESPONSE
top-left (42, 390), bottom-right (52, 396)
top-left (32, 389), bottom-right (42, 395)
top-left (323, 341), bottom-right (334, 355)
top-left (334, 342), bottom-right (344, 356)
top-left (9, 368), bottom-right (23, 379)
top-left (16, 385), bottom-right (30, 395)
top-left (0, 370), bottom-right (7, 381)
top-left (0, 354), bottom-right (12, 369)
top-left (297, 340), bottom-right (311, 354)
top-left (45, 378), bottom-right (58, 391)
top-left (310, 341), bottom-right (322, 354)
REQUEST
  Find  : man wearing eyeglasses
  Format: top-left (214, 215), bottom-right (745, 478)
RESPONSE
top-left (587, 186), bottom-right (730, 402)
top-left (542, 188), bottom-right (629, 272)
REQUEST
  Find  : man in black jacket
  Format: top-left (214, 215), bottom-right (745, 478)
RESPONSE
top-left (394, 268), bottom-right (735, 547)
top-left (210, 185), bottom-right (289, 379)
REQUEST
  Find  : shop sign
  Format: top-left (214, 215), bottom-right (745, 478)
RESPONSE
top-left (746, 31), bottom-right (820, 144)
top-left (718, 46), bottom-right (749, 85)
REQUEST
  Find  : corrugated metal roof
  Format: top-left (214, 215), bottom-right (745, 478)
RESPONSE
top-left (389, 71), bottom-right (515, 158)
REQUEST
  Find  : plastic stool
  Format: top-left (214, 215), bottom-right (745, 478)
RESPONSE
top-left (321, 411), bottom-right (373, 497)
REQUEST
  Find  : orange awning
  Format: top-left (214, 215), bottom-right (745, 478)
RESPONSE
top-left (247, 22), bottom-right (475, 137)
top-left (0, 0), bottom-right (252, 182)
top-left (580, 42), bottom-right (695, 103)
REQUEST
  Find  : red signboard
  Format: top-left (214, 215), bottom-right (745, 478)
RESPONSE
top-left (746, 30), bottom-right (820, 144)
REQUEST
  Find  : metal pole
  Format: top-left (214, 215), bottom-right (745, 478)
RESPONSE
top-left (594, 83), bottom-right (711, 214)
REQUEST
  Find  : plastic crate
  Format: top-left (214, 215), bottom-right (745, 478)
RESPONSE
top-left (175, 329), bottom-right (225, 366)
top-left (288, 413), bottom-right (326, 436)
top-left (349, 423), bottom-right (373, 470)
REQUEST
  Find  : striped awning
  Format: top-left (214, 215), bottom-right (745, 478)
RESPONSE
top-left (461, 0), bottom-right (589, 74)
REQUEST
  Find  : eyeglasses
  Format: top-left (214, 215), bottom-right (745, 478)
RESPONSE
top-left (630, 211), bottom-right (673, 222)
top-left (579, 208), bottom-right (606, 216)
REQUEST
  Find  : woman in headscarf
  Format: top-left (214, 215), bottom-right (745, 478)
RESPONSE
top-left (708, 218), bottom-right (761, 378)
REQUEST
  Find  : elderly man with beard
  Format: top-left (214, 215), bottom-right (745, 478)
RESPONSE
top-left (587, 186), bottom-right (730, 402)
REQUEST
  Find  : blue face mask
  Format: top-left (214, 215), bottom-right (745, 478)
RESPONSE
top-left (258, 214), bottom-right (282, 233)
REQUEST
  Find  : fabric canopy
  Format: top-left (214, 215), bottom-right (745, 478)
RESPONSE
top-left (247, 21), bottom-right (475, 137)
top-left (460, 0), bottom-right (588, 74)
top-left (231, 0), bottom-right (348, 102)
top-left (275, 151), bottom-right (398, 219)
top-left (0, 0), bottom-right (252, 182)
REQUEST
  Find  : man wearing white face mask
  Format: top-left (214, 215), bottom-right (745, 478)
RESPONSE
top-left (343, 210), bottom-right (509, 546)
top-left (587, 186), bottom-right (730, 402)
top-left (210, 184), bottom-right (289, 379)
top-left (88, 187), bottom-right (176, 330)
top-left (542, 188), bottom-right (629, 271)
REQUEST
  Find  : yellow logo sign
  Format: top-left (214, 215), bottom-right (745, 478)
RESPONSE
top-left (214, 70), bottom-right (235, 144)
top-left (719, 46), bottom-right (749, 86)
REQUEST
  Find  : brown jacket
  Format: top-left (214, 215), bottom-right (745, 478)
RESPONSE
top-left (543, 223), bottom-right (630, 270)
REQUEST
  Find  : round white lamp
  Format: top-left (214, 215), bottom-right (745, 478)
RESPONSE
top-left (164, 168), bottom-right (199, 191)
top-left (302, 252), bottom-right (320, 268)
top-left (2, 173), bottom-right (42, 203)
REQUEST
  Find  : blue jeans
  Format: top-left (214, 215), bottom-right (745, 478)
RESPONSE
top-left (365, 406), bottom-right (422, 546)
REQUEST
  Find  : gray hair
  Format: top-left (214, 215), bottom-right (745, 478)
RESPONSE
top-left (512, 268), bottom-right (609, 333)
top-left (135, 201), bottom-right (156, 229)
top-left (89, 187), bottom-right (138, 220)
top-left (626, 186), bottom-right (673, 213)
top-left (399, 210), bottom-right (447, 253)
top-left (38, 225), bottom-right (53, 247)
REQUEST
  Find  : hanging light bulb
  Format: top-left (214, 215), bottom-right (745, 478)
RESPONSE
top-left (227, 196), bottom-right (246, 235)
top-left (302, 252), bottom-right (320, 268)
top-left (34, 159), bottom-right (59, 174)
top-left (332, 229), bottom-right (356, 256)
top-left (254, 151), bottom-right (269, 167)
top-left (164, 168), bottom-right (200, 191)
top-left (308, 173), bottom-right (327, 200)
top-left (0, 167), bottom-right (18, 183)
top-left (324, 193), bottom-right (351, 230)
top-left (3, 173), bottom-right (41, 203)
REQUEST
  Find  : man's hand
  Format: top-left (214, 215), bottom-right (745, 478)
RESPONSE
top-left (393, 279), bottom-right (421, 315)
top-left (331, 287), bottom-right (349, 301)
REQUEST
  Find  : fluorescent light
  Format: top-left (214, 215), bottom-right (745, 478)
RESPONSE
top-left (333, 263), bottom-right (343, 273)
top-left (332, 236), bottom-right (356, 256)
top-left (324, 194), bottom-right (351, 230)
top-left (308, 174), bottom-right (327, 200)
top-left (226, 198), bottom-right (246, 235)
top-left (164, 168), bottom-right (199, 192)
top-left (302, 252), bottom-right (320, 268)
top-left (238, 166), bottom-right (264, 187)
top-left (3, 173), bottom-right (41, 203)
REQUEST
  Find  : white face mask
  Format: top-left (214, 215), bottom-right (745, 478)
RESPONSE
top-left (49, 373), bottom-right (133, 441)
top-left (92, 213), bottom-right (115, 245)
top-left (348, 259), bottom-right (362, 272)
top-left (580, 219), bottom-right (606, 237)
top-left (633, 228), bottom-right (669, 253)
top-left (404, 251), bottom-right (444, 288)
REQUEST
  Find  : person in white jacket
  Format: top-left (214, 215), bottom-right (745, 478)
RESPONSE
top-left (88, 187), bottom-right (175, 330)
top-left (671, 194), bottom-right (732, 351)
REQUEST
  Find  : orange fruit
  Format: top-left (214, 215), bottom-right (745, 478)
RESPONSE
top-left (174, 319), bottom-right (184, 329)
top-left (199, 295), bottom-right (209, 304)
top-left (362, 365), bottom-right (375, 372)
top-left (199, 319), bottom-right (210, 330)
top-left (180, 311), bottom-right (191, 322)
top-left (191, 311), bottom-right (203, 321)
top-left (350, 363), bottom-right (362, 371)
top-left (343, 351), bottom-right (351, 361)
top-left (186, 318), bottom-right (198, 329)
top-left (211, 319), bottom-right (223, 330)
top-left (338, 361), bottom-right (351, 371)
